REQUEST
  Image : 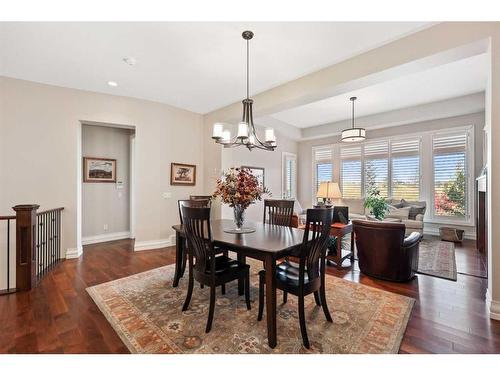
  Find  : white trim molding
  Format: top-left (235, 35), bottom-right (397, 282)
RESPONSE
top-left (66, 246), bottom-right (83, 259)
top-left (486, 289), bottom-right (500, 321)
top-left (82, 231), bottom-right (131, 245)
top-left (134, 234), bottom-right (176, 251)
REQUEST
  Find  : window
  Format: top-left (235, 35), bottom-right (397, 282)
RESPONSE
top-left (313, 146), bottom-right (333, 198)
top-left (391, 138), bottom-right (420, 201)
top-left (282, 152), bottom-right (297, 199)
top-left (364, 141), bottom-right (389, 197)
top-left (341, 146), bottom-right (362, 199)
top-left (432, 132), bottom-right (469, 219)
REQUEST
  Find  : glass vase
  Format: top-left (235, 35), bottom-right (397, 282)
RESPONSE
top-left (233, 204), bottom-right (245, 230)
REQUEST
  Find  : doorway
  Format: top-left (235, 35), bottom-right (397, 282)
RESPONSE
top-left (79, 122), bottom-right (136, 246)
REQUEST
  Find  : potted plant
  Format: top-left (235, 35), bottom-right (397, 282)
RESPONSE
top-left (213, 167), bottom-right (270, 232)
top-left (364, 188), bottom-right (388, 220)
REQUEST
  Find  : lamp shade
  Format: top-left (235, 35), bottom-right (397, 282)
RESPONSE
top-left (316, 182), bottom-right (342, 199)
top-left (341, 127), bottom-right (366, 142)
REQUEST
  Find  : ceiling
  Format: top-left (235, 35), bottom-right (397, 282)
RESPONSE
top-left (0, 22), bottom-right (430, 114)
top-left (269, 53), bottom-right (488, 128)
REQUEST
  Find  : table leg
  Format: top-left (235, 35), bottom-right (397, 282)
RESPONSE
top-left (173, 231), bottom-right (184, 287)
top-left (237, 254), bottom-right (246, 296)
top-left (350, 232), bottom-right (355, 263)
top-left (265, 255), bottom-right (277, 348)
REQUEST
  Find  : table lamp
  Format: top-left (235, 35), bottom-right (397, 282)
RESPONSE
top-left (316, 182), bottom-right (342, 207)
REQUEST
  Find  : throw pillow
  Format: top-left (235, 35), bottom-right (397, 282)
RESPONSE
top-left (385, 206), bottom-right (410, 221)
top-left (401, 199), bottom-right (426, 220)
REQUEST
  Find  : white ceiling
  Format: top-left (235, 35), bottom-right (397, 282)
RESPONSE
top-left (0, 22), bottom-right (430, 114)
top-left (270, 53), bottom-right (488, 128)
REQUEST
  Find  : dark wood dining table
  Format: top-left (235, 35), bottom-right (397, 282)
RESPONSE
top-left (171, 219), bottom-right (306, 348)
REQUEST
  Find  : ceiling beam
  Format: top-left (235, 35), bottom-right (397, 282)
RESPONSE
top-left (204, 22), bottom-right (493, 126)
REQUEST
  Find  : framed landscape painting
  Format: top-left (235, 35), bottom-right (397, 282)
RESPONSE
top-left (83, 157), bottom-right (116, 183)
top-left (171, 163), bottom-right (196, 186)
top-left (241, 166), bottom-right (265, 188)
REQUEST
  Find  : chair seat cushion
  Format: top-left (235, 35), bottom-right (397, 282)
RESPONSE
top-left (205, 255), bottom-right (245, 275)
top-left (276, 260), bottom-right (309, 285)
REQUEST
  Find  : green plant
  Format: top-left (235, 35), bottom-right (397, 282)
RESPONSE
top-left (364, 188), bottom-right (388, 220)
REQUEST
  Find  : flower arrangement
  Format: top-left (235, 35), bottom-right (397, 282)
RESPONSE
top-left (213, 168), bottom-right (270, 230)
top-left (213, 167), bottom-right (270, 208)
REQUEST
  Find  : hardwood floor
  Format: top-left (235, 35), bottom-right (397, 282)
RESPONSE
top-left (0, 237), bottom-right (498, 353)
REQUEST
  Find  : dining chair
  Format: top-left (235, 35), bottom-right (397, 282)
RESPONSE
top-left (263, 199), bottom-right (295, 227)
top-left (178, 199), bottom-right (227, 292)
top-left (181, 206), bottom-right (251, 333)
top-left (189, 195), bottom-right (213, 203)
top-left (257, 207), bottom-right (333, 348)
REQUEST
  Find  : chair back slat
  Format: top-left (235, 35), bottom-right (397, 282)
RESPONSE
top-left (178, 199), bottom-right (211, 224)
top-left (263, 199), bottom-right (295, 227)
top-left (181, 206), bottom-right (213, 273)
top-left (300, 208), bottom-right (333, 281)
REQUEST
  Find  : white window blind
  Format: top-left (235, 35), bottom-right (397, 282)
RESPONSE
top-left (341, 146), bottom-right (362, 199)
top-left (364, 141), bottom-right (389, 197)
top-left (313, 147), bottom-right (333, 195)
top-left (433, 132), bottom-right (468, 218)
top-left (391, 138), bottom-right (420, 201)
top-left (282, 153), bottom-right (297, 199)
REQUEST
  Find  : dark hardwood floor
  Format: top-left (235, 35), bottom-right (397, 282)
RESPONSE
top-left (0, 237), bottom-right (498, 353)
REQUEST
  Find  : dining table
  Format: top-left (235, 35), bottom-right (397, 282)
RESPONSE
top-left (171, 219), bottom-right (307, 348)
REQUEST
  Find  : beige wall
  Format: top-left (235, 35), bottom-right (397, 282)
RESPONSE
top-left (0, 76), bottom-right (205, 256)
top-left (220, 129), bottom-right (298, 222)
top-left (82, 124), bottom-right (133, 239)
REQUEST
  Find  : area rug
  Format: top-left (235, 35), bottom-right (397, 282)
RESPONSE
top-left (417, 239), bottom-right (457, 281)
top-left (86, 260), bottom-right (414, 354)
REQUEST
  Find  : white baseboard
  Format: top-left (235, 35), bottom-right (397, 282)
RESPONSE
top-left (486, 289), bottom-right (500, 321)
top-left (134, 234), bottom-right (176, 251)
top-left (82, 231), bottom-right (130, 245)
top-left (66, 246), bottom-right (83, 259)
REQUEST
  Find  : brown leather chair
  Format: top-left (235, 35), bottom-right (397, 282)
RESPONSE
top-left (352, 220), bottom-right (422, 282)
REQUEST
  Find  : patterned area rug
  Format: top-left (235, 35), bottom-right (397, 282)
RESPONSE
top-left (87, 260), bottom-right (414, 354)
top-left (418, 239), bottom-right (457, 281)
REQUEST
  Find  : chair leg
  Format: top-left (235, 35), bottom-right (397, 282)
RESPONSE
top-left (257, 271), bottom-right (265, 321)
top-left (206, 285), bottom-right (216, 333)
top-left (245, 270), bottom-right (251, 310)
top-left (221, 283), bottom-right (226, 295)
top-left (320, 281), bottom-right (333, 323)
top-left (313, 291), bottom-right (321, 306)
top-left (298, 294), bottom-right (310, 349)
top-left (182, 256), bottom-right (194, 311)
top-left (283, 291), bottom-right (288, 304)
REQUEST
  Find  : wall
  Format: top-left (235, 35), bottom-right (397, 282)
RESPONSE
top-left (220, 128), bottom-right (298, 223)
top-left (296, 112), bottom-right (485, 238)
top-left (0, 76), bottom-right (205, 257)
top-left (82, 124), bottom-right (132, 242)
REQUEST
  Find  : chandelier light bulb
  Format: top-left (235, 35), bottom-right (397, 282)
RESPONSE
top-left (212, 123), bottom-right (223, 139)
top-left (237, 122), bottom-right (249, 139)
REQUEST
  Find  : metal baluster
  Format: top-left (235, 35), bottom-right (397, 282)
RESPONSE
top-left (6, 220), bottom-right (9, 290)
top-left (51, 211), bottom-right (55, 268)
top-left (57, 210), bottom-right (61, 261)
top-left (36, 215), bottom-right (40, 279)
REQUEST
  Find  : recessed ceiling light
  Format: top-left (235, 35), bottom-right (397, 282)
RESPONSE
top-left (123, 57), bottom-right (137, 66)
top-left (107, 81), bottom-right (118, 87)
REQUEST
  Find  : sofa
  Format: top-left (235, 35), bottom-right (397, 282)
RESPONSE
top-left (339, 198), bottom-right (426, 236)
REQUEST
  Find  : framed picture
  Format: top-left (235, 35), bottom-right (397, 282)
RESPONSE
top-left (83, 157), bottom-right (116, 183)
top-left (242, 166), bottom-right (265, 187)
top-left (171, 163), bottom-right (196, 186)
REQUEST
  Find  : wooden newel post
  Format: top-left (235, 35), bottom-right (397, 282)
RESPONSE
top-left (13, 204), bottom-right (39, 291)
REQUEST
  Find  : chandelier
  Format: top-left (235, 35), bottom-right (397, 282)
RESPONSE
top-left (212, 31), bottom-right (277, 151)
top-left (341, 96), bottom-right (366, 143)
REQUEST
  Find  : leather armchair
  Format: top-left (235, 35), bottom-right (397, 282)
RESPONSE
top-left (352, 220), bottom-right (422, 282)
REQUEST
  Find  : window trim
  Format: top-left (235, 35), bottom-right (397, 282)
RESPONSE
top-left (429, 126), bottom-right (474, 226)
top-left (312, 145), bottom-right (334, 203)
